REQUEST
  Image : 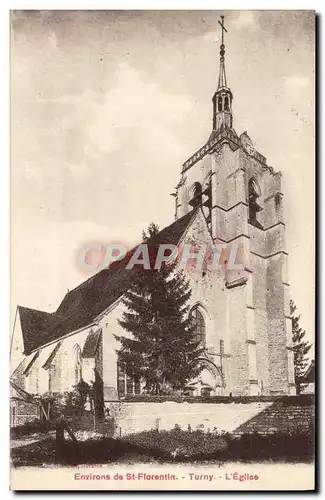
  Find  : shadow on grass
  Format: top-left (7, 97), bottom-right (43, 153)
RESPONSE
top-left (11, 437), bottom-right (168, 468)
top-left (11, 429), bottom-right (314, 468)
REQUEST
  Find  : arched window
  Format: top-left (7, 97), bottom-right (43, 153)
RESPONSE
top-left (248, 178), bottom-right (263, 229)
top-left (189, 182), bottom-right (202, 209)
top-left (218, 96), bottom-right (223, 112)
top-left (117, 360), bottom-right (141, 397)
top-left (73, 345), bottom-right (82, 385)
top-left (224, 96), bottom-right (229, 111)
top-left (190, 308), bottom-right (206, 345)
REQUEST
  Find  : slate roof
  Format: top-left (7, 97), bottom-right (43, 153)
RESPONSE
top-left (42, 342), bottom-right (62, 369)
top-left (82, 329), bottom-right (102, 358)
top-left (10, 380), bottom-right (38, 404)
top-left (302, 360), bottom-right (315, 383)
top-left (22, 351), bottom-right (39, 375)
top-left (18, 211), bottom-right (195, 355)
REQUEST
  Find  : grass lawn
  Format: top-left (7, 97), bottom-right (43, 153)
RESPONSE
top-left (11, 427), bottom-right (314, 468)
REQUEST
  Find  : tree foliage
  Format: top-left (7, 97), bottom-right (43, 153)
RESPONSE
top-left (290, 300), bottom-right (312, 393)
top-left (115, 222), bottom-right (204, 395)
top-left (40, 380), bottom-right (91, 420)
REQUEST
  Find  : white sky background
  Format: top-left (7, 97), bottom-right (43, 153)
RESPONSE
top-left (10, 10), bottom-right (315, 349)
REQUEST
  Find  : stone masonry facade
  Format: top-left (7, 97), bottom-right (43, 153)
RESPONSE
top-left (174, 134), bottom-right (295, 396)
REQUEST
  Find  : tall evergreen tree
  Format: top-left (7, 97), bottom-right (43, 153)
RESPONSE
top-left (290, 299), bottom-right (312, 393)
top-left (115, 223), bottom-right (204, 395)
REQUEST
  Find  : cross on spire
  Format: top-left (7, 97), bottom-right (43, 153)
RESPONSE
top-left (218, 15), bottom-right (227, 47)
top-left (217, 15), bottom-right (228, 88)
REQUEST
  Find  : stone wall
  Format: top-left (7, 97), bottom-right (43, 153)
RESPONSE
top-left (10, 399), bottom-right (40, 427)
top-left (234, 398), bottom-right (314, 435)
top-left (106, 395), bottom-right (314, 438)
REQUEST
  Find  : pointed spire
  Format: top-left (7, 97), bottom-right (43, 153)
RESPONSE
top-left (212, 15), bottom-right (233, 131)
top-left (217, 15), bottom-right (228, 89)
top-left (218, 53), bottom-right (227, 88)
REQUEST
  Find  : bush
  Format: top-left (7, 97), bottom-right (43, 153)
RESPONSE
top-left (123, 394), bottom-right (314, 405)
top-left (124, 426), bottom-right (228, 460)
top-left (122, 427), bottom-right (314, 462)
top-left (40, 381), bottom-right (92, 420)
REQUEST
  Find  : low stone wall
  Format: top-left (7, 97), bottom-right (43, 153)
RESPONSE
top-left (10, 399), bottom-right (40, 427)
top-left (105, 395), bottom-right (314, 437)
top-left (234, 398), bottom-right (314, 435)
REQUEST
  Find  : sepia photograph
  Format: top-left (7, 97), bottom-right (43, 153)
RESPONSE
top-left (10, 9), bottom-right (315, 491)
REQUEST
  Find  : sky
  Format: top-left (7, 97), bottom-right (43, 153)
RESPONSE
top-left (10, 10), bottom-right (315, 348)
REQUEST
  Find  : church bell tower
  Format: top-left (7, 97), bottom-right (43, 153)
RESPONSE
top-left (174, 15), bottom-right (296, 396)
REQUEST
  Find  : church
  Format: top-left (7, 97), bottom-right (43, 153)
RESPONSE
top-left (10, 18), bottom-right (296, 409)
